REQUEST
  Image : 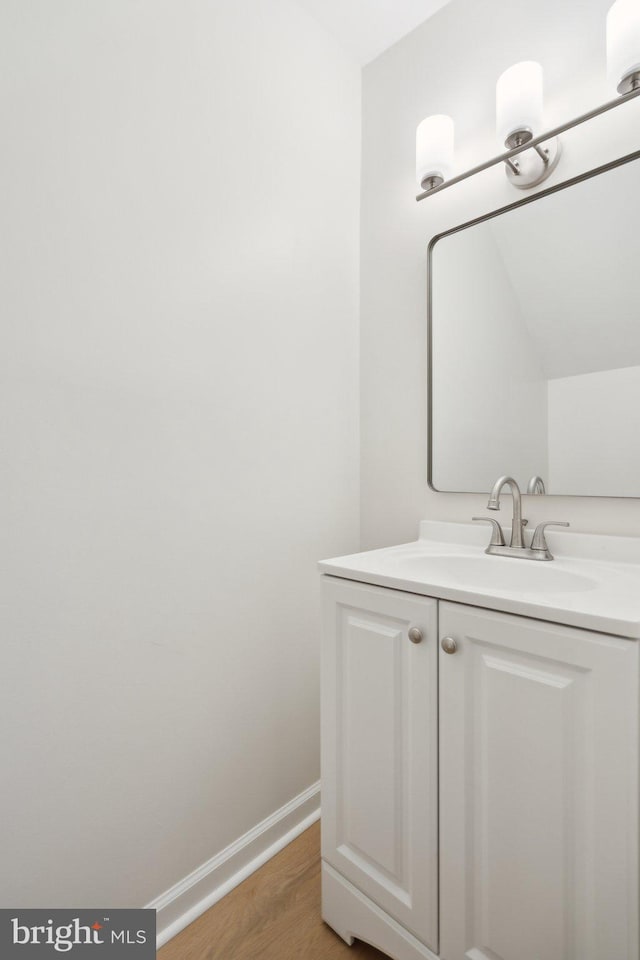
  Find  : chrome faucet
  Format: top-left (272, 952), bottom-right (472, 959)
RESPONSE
top-left (487, 475), bottom-right (525, 548)
top-left (473, 474), bottom-right (570, 560)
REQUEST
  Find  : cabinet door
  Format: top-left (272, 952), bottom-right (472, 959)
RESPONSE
top-left (321, 577), bottom-right (439, 952)
top-left (439, 601), bottom-right (639, 960)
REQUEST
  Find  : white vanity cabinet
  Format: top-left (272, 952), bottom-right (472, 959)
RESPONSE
top-left (321, 578), bottom-right (439, 954)
top-left (439, 601), bottom-right (639, 960)
top-left (321, 577), bottom-right (640, 960)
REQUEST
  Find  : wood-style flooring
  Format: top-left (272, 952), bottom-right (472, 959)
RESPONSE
top-left (158, 821), bottom-right (389, 960)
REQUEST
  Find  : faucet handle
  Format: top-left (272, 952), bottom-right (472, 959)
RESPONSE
top-left (472, 517), bottom-right (506, 546)
top-left (531, 521), bottom-right (570, 552)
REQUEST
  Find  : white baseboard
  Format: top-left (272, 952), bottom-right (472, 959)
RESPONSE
top-left (148, 781), bottom-right (321, 949)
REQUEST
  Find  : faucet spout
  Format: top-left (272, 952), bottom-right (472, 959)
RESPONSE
top-left (487, 476), bottom-right (525, 549)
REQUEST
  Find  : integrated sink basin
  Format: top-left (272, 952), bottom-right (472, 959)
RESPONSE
top-left (390, 553), bottom-right (597, 595)
top-left (319, 520), bottom-right (640, 639)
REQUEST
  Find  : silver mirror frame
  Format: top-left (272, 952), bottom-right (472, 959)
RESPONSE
top-left (427, 146), bottom-right (640, 499)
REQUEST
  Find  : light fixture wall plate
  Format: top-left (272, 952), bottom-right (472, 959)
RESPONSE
top-left (505, 137), bottom-right (562, 189)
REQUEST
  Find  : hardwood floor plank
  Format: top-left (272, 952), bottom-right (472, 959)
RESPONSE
top-left (158, 821), bottom-right (389, 960)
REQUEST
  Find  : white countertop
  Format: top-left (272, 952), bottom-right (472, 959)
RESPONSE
top-left (319, 521), bottom-right (640, 639)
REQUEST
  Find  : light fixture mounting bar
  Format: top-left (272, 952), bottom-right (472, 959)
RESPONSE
top-left (415, 85), bottom-right (640, 201)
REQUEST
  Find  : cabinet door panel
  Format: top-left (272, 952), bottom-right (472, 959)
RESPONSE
top-left (439, 601), bottom-right (639, 960)
top-left (321, 578), bottom-right (438, 952)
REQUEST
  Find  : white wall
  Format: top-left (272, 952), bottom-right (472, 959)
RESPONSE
top-left (548, 366), bottom-right (640, 497)
top-left (431, 226), bottom-right (547, 492)
top-left (0, 0), bottom-right (360, 908)
top-left (361, 0), bottom-right (640, 548)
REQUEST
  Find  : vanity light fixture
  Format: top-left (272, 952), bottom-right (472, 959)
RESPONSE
top-left (607, 0), bottom-right (640, 93)
top-left (416, 1), bottom-right (640, 202)
top-left (416, 115), bottom-right (454, 191)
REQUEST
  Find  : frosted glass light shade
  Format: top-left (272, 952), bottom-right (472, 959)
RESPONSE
top-left (496, 61), bottom-right (544, 148)
top-left (607, 0), bottom-right (640, 93)
top-left (416, 115), bottom-right (454, 188)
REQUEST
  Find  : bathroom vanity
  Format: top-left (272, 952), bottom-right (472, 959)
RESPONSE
top-left (319, 521), bottom-right (640, 960)
top-left (319, 129), bottom-right (640, 960)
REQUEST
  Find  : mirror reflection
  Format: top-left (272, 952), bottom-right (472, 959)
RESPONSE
top-left (429, 154), bottom-right (640, 498)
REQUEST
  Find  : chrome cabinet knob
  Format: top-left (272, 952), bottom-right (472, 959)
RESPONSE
top-left (441, 636), bottom-right (458, 655)
top-left (408, 626), bottom-right (424, 644)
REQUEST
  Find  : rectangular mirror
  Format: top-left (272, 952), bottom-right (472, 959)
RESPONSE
top-left (429, 150), bottom-right (640, 498)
